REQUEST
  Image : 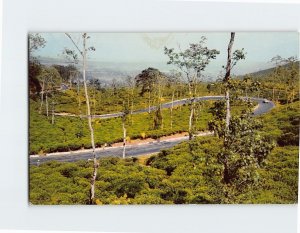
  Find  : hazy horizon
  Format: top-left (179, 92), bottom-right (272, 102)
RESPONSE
top-left (32, 32), bottom-right (299, 80)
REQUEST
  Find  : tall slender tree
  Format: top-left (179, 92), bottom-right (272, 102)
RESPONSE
top-left (65, 33), bottom-right (98, 204)
top-left (153, 72), bottom-right (166, 130)
top-left (167, 71), bottom-right (181, 129)
top-left (125, 76), bottom-right (136, 125)
top-left (223, 32), bottom-right (245, 134)
top-left (224, 33), bottom-right (235, 132)
top-left (207, 33), bottom-right (274, 201)
top-left (164, 37), bottom-right (219, 139)
top-left (121, 105), bottom-right (129, 159)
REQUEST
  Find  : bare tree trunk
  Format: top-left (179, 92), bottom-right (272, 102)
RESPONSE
top-left (127, 92), bottom-right (130, 109)
top-left (224, 32), bottom-right (235, 131)
top-left (93, 88), bottom-right (96, 116)
top-left (45, 93), bottom-right (49, 117)
top-left (187, 78), bottom-right (194, 140)
top-left (193, 76), bottom-right (199, 132)
top-left (188, 102), bottom-right (194, 140)
top-left (188, 74), bottom-right (200, 140)
top-left (148, 91), bottom-right (151, 113)
top-left (39, 78), bottom-right (45, 114)
top-left (51, 100), bottom-right (55, 124)
top-left (131, 88), bottom-right (134, 125)
top-left (122, 115), bottom-right (126, 159)
top-left (225, 89), bottom-right (231, 129)
top-left (179, 83), bottom-right (184, 112)
top-left (170, 89), bottom-right (175, 129)
top-left (69, 74), bottom-right (72, 88)
top-left (65, 33), bottom-right (98, 204)
top-left (77, 73), bottom-right (82, 119)
top-left (81, 35), bottom-right (98, 204)
top-left (92, 77), bottom-right (96, 116)
top-left (158, 78), bottom-right (163, 129)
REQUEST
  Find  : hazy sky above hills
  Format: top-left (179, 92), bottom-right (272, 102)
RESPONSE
top-left (33, 32), bottom-right (299, 77)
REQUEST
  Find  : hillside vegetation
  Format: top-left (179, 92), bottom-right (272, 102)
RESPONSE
top-left (29, 33), bottom-right (299, 205)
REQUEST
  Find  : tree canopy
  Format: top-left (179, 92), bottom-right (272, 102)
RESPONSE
top-left (135, 67), bottom-right (167, 96)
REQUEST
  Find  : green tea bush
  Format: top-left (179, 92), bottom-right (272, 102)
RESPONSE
top-left (29, 98), bottom-right (299, 204)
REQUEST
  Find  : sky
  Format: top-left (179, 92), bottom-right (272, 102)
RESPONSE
top-left (33, 32), bottom-right (299, 77)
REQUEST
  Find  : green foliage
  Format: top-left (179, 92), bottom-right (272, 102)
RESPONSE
top-left (38, 66), bottom-right (62, 88)
top-left (208, 99), bottom-right (275, 201)
top-left (29, 76), bottom-right (299, 205)
top-left (30, 132), bottom-right (298, 205)
top-left (164, 37), bottom-right (219, 75)
top-left (28, 33), bottom-right (46, 95)
top-left (135, 67), bottom-right (166, 95)
top-left (248, 58), bottom-right (299, 104)
top-left (52, 64), bottom-right (78, 83)
top-left (29, 161), bottom-right (91, 204)
top-left (29, 33), bottom-right (46, 54)
top-left (29, 59), bottom-right (42, 94)
top-left (250, 146), bottom-right (299, 204)
top-left (259, 101), bottom-right (299, 146)
top-left (30, 158), bottom-right (169, 205)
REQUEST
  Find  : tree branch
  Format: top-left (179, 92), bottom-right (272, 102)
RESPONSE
top-left (65, 33), bottom-right (83, 56)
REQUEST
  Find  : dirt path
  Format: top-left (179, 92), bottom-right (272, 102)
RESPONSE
top-left (110, 132), bottom-right (189, 147)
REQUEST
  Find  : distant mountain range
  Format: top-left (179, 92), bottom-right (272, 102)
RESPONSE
top-left (38, 56), bottom-right (293, 83)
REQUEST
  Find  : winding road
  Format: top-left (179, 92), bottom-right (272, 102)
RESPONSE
top-left (30, 96), bottom-right (275, 165)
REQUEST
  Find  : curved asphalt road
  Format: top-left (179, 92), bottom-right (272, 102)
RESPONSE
top-left (30, 96), bottom-right (275, 165)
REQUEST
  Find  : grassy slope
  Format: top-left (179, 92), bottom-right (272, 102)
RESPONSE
top-left (30, 98), bottom-right (213, 154)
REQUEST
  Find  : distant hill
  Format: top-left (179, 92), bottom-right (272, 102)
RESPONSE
top-left (242, 61), bottom-right (299, 78)
top-left (247, 66), bottom-right (277, 77)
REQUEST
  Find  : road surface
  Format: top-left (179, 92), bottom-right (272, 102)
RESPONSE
top-left (30, 96), bottom-right (275, 165)
top-left (54, 96), bottom-right (275, 119)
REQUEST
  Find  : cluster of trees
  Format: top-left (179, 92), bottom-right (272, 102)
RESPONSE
top-left (29, 33), bottom-right (46, 94)
top-left (250, 56), bottom-right (299, 103)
